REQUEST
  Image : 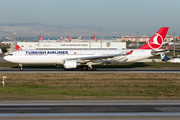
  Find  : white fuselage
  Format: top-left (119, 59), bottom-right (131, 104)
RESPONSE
top-left (4, 49), bottom-right (153, 65)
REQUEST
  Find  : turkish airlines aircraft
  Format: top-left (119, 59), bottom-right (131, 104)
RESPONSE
top-left (67, 36), bottom-right (71, 42)
top-left (59, 37), bottom-right (63, 42)
top-left (13, 38), bottom-right (17, 42)
top-left (4, 27), bottom-right (169, 71)
top-left (93, 35), bottom-right (98, 42)
top-left (39, 35), bottom-right (43, 41)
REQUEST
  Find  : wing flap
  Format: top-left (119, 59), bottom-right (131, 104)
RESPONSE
top-left (64, 50), bottom-right (133, 63)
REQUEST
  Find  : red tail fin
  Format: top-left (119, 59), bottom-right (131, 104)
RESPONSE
top-left (39, 35), bottom-right (43, 41)
top-left (138, 27), bottom-right (169, 49)
top-left (59, 37), bottom-right (62, 42)
top-left (165, 44), bottom-right (169, 50)
top-left (13, 38), bottom-right (17, 42)
top-left (67, 36), bottom-right (71, 41)
top-left (16, 45), bottom-right (22, 51)
top-left (93, 35), bottom-right (98, 42)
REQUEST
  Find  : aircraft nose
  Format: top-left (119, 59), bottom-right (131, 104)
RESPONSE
top-left (3, 56), bottom-right (9, 61)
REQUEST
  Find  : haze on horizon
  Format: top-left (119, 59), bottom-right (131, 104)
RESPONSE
top-left (0, 0), bottom-right (180, 35)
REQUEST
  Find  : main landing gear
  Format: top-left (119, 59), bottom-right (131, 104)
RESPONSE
top-left (19, 64), bottom-right (24, 71)
top-left (81, 66), bottom-right (96, 71)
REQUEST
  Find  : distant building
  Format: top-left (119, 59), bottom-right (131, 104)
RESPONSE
top-left (10, 41), bottom-right (126, 52)
top-left (121, 36), bottom-right (137, 42)
top-left (121, 35), bottom-right (174, 42)
top-left (165, 35), bottom-right (173, 42)
top-left (139, 36), bottom-right (149, 42)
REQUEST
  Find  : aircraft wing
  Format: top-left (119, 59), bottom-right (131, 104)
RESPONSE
top-left (151, 49), bottom-right (169, 55)
top-left (65, 50), bottom-right (133, 63)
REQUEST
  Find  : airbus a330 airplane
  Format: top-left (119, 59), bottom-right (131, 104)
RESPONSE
top-left (4, 27), bottom-right (169, 71)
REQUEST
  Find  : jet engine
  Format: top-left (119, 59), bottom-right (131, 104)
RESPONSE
top-left (63, 60), bottom-right (77, 69)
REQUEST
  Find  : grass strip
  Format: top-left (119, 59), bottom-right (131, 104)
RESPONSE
top-left (0, 73), bottom-right (179, 100)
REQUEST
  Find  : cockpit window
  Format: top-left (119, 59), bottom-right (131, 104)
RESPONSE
top-left (8, 54), bottom-right (13, 56)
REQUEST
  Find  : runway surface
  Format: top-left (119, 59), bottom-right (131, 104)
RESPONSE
top-left (0, 68), bottom-right (180, 73)
top-left (0, 100), bottom-right (180, 120)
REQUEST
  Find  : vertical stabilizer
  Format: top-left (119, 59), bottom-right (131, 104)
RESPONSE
top-left (16, 45), bottom-right (22, 51)
top-left (59, 37), bottom-right (63, 42)
top-left (39, 35), bottom-right (43, 41)
top-left (67, 36), bottom-right (71, 41)
top-left (138, 27), bottom-right (169, 49)
top-left (93, 35), bottom-right (98, 42)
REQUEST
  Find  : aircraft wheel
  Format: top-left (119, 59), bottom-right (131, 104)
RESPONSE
top-left (92, 67), bottom-right (96, 71)
top-left (20, 67), bottom-right (23, 71)
top-left (87, 67), bottom-right (92, 71)
top-left (81, 66), bottom-right (87, 71)
top-left (81, 66), bottom-right (84, 70)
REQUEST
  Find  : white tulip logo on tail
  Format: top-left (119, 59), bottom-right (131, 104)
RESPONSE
top-left (148, 33), bottom-right (163, 49)
top-left (151, 35), bottom-right (160, 45)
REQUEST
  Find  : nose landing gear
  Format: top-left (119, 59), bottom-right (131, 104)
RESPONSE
top-left (19, 64), bottom-right (24, 71)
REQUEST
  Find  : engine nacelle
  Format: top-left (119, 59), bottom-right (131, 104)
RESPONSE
top-left (63, 61), bottom-right (77, 69)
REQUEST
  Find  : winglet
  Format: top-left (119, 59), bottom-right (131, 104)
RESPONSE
top-left (93, 35), bottom-right (98, 42)
top-left (126, 50), bottom-right (133, 55)
top-left (39, 35), bottom-right (43, 41)
top-left (16, 45), bottom-right (22, 51)
top-left (67, 36), bottom-right (71, 41)
top-left (165, 44), bottom-right (169, 50)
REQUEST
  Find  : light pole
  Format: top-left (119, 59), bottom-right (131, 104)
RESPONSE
top-left (173, 32), bottom-right (175, 57)
top-left (100, 29), bottom-right (102, 49)
top-left (137, 31), bottom-right (139, 48)
top-left (89, 29), bottom-right (91, 49)
top-left (24, 33), bottom-right (26, 42)
top-left (89, 29), bottom-right (91, 39)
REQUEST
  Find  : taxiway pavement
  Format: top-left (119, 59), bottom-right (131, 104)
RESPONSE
top-left (0, 68), bottom-right (180, 73)
top-left (0, 100), bottom-right (180, 120)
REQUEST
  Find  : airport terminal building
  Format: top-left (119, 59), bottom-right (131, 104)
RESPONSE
top-left (10, 40), bottom-right (126, 52)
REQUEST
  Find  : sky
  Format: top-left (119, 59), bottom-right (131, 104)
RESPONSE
top-left (0, 0), bottom-right (180, 35)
